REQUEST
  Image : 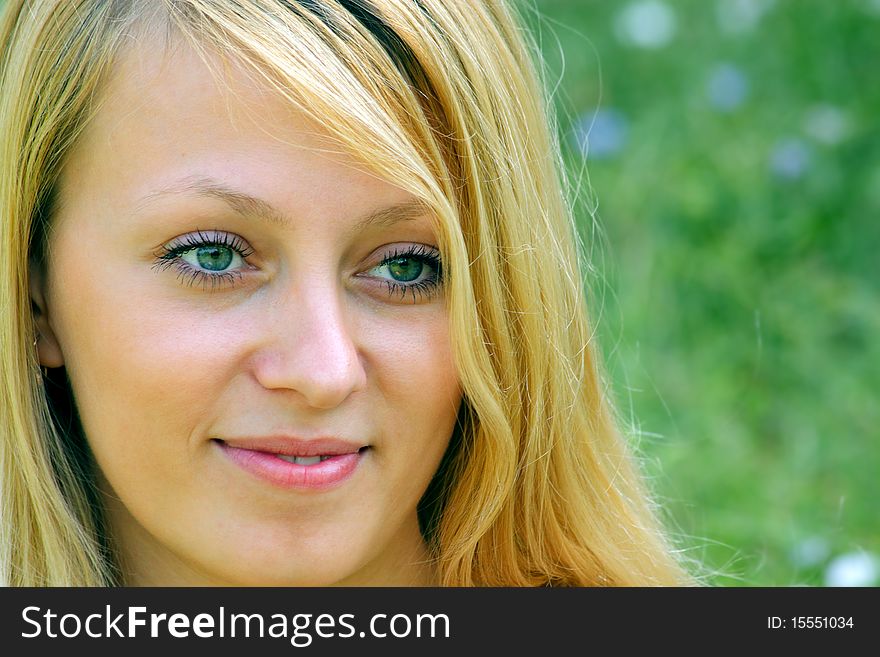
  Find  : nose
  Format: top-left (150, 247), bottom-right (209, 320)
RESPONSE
top-left (253, 281), bottom-right (367, 410)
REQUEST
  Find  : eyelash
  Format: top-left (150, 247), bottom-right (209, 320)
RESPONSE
top-left (151, 230), bottom-right (444, 301)
top-left (152, 229), bottom-right (254, 292)
top-left (374, 244), bottom-right (444, 303)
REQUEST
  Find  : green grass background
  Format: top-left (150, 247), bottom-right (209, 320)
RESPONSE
top-left (526, 0), bottom-right (879, 585)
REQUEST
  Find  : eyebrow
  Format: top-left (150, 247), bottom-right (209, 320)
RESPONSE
top-left (136, 175), bottom-right (429, 233)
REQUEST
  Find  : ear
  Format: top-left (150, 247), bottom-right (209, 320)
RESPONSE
top-left (29, 259), bottom-right (65, 368)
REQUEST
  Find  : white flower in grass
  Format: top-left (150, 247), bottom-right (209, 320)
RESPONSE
top-left (824, 551), bottom-right (879, 587)
top-left (615, 1), bottom-right (676, 49)
top-left (803, 105), bottom-right (852, 145)
top-left (863, 0), bottom-right (880, 18)
top-left (791, 536), bottom-right (830, 569)
top-left (716, 0), bottom-right (777, 34)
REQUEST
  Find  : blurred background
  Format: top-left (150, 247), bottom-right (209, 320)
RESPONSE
top-left (526, 0), bottom-right (878, 585)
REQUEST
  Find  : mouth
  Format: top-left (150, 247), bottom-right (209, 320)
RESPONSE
top-left (275, 454), bottom-right (335, 465)
top-left (214, 439), bottom-right (370, 490)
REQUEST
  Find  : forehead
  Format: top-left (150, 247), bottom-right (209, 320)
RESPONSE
top-left (58, 32), bottom-right (386, 217)
top-left (104, 34), bottom-right (326, 149)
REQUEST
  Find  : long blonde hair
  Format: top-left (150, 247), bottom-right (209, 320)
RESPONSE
top-left (0, 0), bottom-right (692, 586)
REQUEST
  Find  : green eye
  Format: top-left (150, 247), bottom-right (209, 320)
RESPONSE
top-left (367, 244), bottom-right (443, 303)
top-left (386, 257), bottom-right (424, 282)
top-left (191, 245), bottom-right (234, 271)
top-left (153, 230), bottom-right (254, 292)
top-left (180, 244), bottom-right (241, 271)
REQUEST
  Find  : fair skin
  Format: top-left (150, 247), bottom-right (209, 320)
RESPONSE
top-left (30, 35), bottom-right (461, 586)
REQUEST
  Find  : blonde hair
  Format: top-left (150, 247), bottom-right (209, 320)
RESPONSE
top-left (1, 0), bottom-right (692, 586)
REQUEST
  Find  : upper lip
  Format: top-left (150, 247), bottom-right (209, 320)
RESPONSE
top-left (216, 436), bottom-right (368, 457)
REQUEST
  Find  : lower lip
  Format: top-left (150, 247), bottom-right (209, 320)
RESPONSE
top-left (218, 442), bottom-right (365, 490)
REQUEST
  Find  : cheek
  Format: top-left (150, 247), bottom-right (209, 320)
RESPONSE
top-left (47, 239), bottom-right (243, 466)
top-left (367, 310), bottom-right (461, 442)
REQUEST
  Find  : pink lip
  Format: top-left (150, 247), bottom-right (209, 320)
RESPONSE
top-left (216, 437), bottom-right (367, 490)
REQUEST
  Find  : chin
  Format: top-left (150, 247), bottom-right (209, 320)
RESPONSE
top-left (203, 557), bottom-right (366, 587)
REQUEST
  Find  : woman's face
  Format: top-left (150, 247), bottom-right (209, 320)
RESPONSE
top-left (34, 37), bottom-right (461, 585)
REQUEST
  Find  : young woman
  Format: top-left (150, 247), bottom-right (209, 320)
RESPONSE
top-left (0, 0), bottom-right (692, 586)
